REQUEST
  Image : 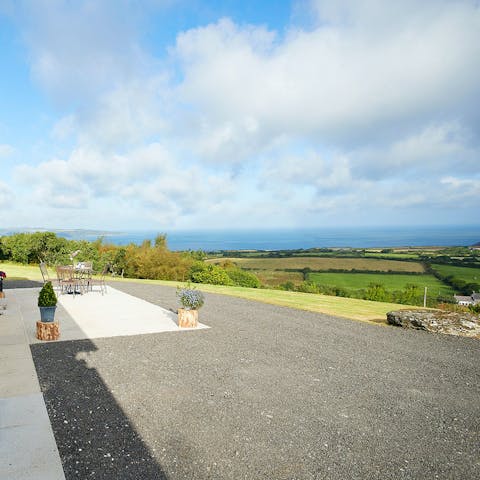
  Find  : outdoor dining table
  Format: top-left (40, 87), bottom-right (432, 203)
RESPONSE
top-left (57, 264), bottom-right (93, 295)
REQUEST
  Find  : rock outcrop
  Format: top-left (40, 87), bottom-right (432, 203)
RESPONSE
top-left (387, 309), bottom-right (480, 338)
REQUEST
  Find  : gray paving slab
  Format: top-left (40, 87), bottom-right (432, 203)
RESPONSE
top-left (0, 288), bottom-right (66, 480)
top-left (0, 295), bottom-right (28, 346)
top-left (0, 393), bottom-right (65, 480)
top-left (0, 357), bottom-right (40, 398)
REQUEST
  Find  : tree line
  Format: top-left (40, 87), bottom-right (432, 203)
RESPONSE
top-left (0, 232), bottom-right (260, 288)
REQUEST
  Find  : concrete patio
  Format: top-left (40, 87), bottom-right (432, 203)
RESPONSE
top-left (0, 284), bottom-right (207, 480)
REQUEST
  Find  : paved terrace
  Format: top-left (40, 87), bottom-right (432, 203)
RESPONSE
top-left (1, 281), bottom-right (479, 479)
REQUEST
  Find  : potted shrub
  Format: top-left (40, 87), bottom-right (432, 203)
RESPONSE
top-left (176, 287), bottom-right (204, 328)
top-left (38, 281), bottom-right (58, 322)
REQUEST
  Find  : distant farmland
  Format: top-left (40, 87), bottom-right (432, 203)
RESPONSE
top-left (307, 272), bottom-right (454, 296)
top-left (430, 264), bottom-right (480, 283)
top-left (208, 257), bottom-right (425, 273)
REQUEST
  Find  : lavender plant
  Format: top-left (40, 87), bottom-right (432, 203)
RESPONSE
top-left (176, 287), bottom-right (205, 310)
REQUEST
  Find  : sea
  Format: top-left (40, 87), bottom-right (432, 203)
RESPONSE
top-left (51, 225), bottom-right (480, 251)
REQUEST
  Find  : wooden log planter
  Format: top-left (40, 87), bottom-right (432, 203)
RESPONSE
top-left (36, 321), bottom-right (60, 341)
top-left (178, 309), bottom-right (198, 328)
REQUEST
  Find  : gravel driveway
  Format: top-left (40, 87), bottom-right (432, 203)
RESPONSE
top-left (31, 282), bottom-right (480, 479)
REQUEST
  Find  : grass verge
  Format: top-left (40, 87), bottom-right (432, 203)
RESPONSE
top-left (108, 277), bottom-right (411, 324)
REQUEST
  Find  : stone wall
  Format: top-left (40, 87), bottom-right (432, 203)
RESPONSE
top-left (387, 309), bottom-right (480, 338)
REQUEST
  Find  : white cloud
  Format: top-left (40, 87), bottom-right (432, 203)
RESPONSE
top-left (0, 144), bottom-right (14, 157)
top-left (4, 0), bottom-right (480, 228)
top-left (75, 76), bottom-right (171, 149)
top-left (261, 151), bottom-right (359, 194)
top-left (350, 121), bottom-right (478, 179)
top-left (19, 0), bottom-right (151, 105)
top-left (441, 176), bottom-right (480, 202)
top-left (174, 4), bottom-right (480, 157)
top-left (0, 181), bottom-right (13, 204)
top-left (14, 142), bottom-right (236, 223)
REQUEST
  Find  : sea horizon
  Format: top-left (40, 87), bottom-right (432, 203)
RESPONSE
top-left (2, 225), bottom-right (479, 251)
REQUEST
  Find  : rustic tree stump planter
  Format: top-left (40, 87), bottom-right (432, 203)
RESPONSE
top-left (178, 308), bottom-right (198, 328)
top-left (36, 321), bottom-right (60, 341)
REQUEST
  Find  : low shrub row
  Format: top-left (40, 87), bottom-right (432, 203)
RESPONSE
top-left (277, 280), bottom-right (455, 307)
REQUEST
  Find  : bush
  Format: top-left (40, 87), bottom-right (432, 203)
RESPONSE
top-left (225, 267), bottom-right (260, 288)
top-left (296, 281), bottom-right (320, 294)
top-left (364, 283), bottom-right (391, 302)
top-left (38, 281), bottom-right (57, 307)
top-left (394, 284), bottom-right (422, 306)
top-left (189, 262), bottom-right (233, 285)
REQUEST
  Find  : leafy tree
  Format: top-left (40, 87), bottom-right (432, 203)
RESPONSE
top-left (29, 231), bottom-right (69, 265)
top-left (189, 250), bottom-right (207, 261)
top-left (154, 234), bottom-right (168, 249)
top-left (301, 267), bottom-right (311, 281)
top-left (1, 233), bottom-right (31, 263)
top-left (112, 247), bottom-right (128, 275)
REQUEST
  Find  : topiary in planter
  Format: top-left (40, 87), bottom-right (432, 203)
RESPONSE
top-left (38, 281), bottom-right (57, 322)
top-left (38, 281), bottom-right (57, 307)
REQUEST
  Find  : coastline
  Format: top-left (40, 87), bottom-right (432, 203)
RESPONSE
top-left (1, 225), bottom-right (479, 251)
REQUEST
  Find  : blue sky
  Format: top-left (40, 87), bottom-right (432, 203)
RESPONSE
top-left (0, 0), bottom-right (479, 231)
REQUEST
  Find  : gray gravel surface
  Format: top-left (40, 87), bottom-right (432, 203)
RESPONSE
top-left (31, 281), bottom-right (480, 479)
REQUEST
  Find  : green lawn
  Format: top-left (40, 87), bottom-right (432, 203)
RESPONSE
top-left (0, 261), bottom-right (415, 324)
top-left (0, 262), bottom-right (47, 281)
top-left (430, 264), bottom-right (480, 283)
top-left (308, 272), bottom-right (453, 296)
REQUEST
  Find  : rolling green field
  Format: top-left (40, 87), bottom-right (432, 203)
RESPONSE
top-left (430, 264), bottom-right (480, 283)
top-left (307, 272), bottom-right (454, 296)
top-left (208, 257), bottom-right (425, 273)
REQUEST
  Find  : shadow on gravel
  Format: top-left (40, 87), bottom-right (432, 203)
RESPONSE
top-left (3, 279), bottom-right (43, 289)
top-left (30, 339), bottom-right (168, 480)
